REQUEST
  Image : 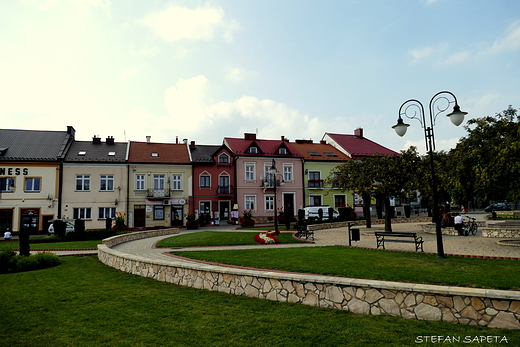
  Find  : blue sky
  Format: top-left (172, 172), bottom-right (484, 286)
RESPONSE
top-left (1, 0), bottom-right (519, 154)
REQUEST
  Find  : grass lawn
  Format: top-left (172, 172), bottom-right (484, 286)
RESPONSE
top-left (171, 246), bottom-right (520, 290)
top-left (2, 256), bottom-right (518, 347)
top-left (156, 231), bottom-right (306, 247)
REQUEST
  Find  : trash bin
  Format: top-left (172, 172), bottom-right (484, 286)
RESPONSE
top-left (351, 228), bottom-right (360, 241)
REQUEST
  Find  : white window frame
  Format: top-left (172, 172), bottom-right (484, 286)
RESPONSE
top-left (135, 174), bottom-right (146, 190)
top-left (245, 195), bottom-right (256, 212)
top-left (0, 177), bottom-right (15, 192)
top-left (218, 153), bottom-right (230, 163)
top-left (172, 174), bottom-right (182, 190)
top-left (153, 174), bottom-right (165, 190)
top-left (25, 177), bottom-right (41, 192)
top-left (283, 164), bottom-right (293, 182)
top-left (73, 207), bottom-right (92, 220)
top-left (264, 195), bottom-right (274, 211)
top-left (100, 174), bottom-right (114, 191)
top-left (200, 174), bottom-right (211, 188)
top-left (154, 205), bottom-right (164, 220)
top-left (98, 207), bottom-right (116, 219)
top-left (76, 175), bottom-right (90, 191)
top-left (245, 162), bottom-right (255, 182)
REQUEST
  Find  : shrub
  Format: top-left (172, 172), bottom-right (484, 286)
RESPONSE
top-left (0, 250), bottom-right (17, 274)
top-left (75, 219), bottom-right (86, 240)
top-left (53, 220), bottom-right (67, 239)
top-left (105, 217), bottom-right (113, 230)
top-left (84, 229), bottom-right (116, 240)
top-left (0, 250), bottom-right (61, 273)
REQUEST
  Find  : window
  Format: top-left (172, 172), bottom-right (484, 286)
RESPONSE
top-left (277, 148), bottom-right (287, 155)
top-left (154, 205), bottom-right (164, 220)
top-left (307, 152), bottom-right (321, 156)
top-left (334, 195), bottom-right (346, 208)
top-left (135, 174), bottom-right (145, 190)
top-left (264, 164), bottom-right (273, 184)
top-left (98, 207), bottom-right (116, 219)
top-left (265, 195), bottom-right (274, 211)
top-left (73, 207), bottom-right (92, 219)
top-left (324, 152), bottom-right (338, 157)
top-left (0, 177), bottom-right (15, 192)
top-left (248, 147), bottom-right (258, 154)
top-left (245, 163), bottom-right (255, 181)
top-left (283, 164), bottom-right (292, 182)
top-left (245, 195), bottom-right (256, 211)
top-left (153, 175), bottom-right (165, 189)
top-left (309, 195), bottom-right (322, 206)
top-left (25, 178), bottom-right (41, 192)
top-left (76, 175), bottom-right (90, 191)
top-left (218, 153), bottom-right (229, 163)
top-left (151, 152), bottom-right (159, 157)
top-left (200, 175), bottom-right (210, 188)
top-left (219, 175), bottom-right (230, 194)
top-left (200, 201), bottom-right (210, 214)
top-left (172, 174), bottom-right (182, 190)
top-left (100, 175), bottom-right (114, 191)
top-left (308, 171), bottom-right (321, 188)
top-left (78, 151), bottom-right (87, 156)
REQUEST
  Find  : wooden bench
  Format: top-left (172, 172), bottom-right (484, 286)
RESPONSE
top-left (296, 225), bottom-right (314, 241)
top-left (375, 232), bottom-right (424, 252)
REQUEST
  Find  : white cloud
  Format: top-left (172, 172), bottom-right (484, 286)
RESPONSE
top-left (409, 43), bottom-right (448, 63)
top-left (487, 19), bottom-right (520, 54)
top-left (441, 51), bottom-right (470, 65)
top-left (140, 5), bottom-right (238, 42)
top-left (225, 67), bottom-right (247, 82)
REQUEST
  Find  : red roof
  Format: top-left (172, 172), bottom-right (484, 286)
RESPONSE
top-left (323, 132), bottom-right (398, 157)
top-left (224, 136), bottom-right (302, 157)
top-left (128, 141), bottom-right (190, 163)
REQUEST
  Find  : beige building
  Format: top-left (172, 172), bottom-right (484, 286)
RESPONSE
top-left (0, 127), bottom-right (75, 233)
top-left (127, 139), bottom-right (192, 228)
top-left (61, 136), bottom-right (128, 230)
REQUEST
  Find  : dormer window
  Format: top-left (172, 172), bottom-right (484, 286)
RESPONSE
top-left (248, 147), bottom-right (258, 154)
top-left (277, 148), bottom-right (287, 155)
top-left (218, 153), bottom-right (229, 163)
top-left (0, 147), bottom-right (8, 156)
top-left (151, 152), bottom-right (159, 157)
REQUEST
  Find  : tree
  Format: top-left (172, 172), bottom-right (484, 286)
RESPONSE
top-left (327, 147), bottom-right (420, 231)
top-left (448, 105), bottom-right (520, 206)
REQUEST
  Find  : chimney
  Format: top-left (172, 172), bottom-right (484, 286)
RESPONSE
top-left (106, 136), bottom-right (115, 145)
top-left (67, 126), bottom-right (75, 139)
top-left (320, 140), bottom-right (326, 144)
top-left (183, 138), bottom-right (188, 144)
top-left (176, 136), bottom-right (178, 144)
top-left (244, 133), bottom-right (256, 140)
top-left (190, 141), bottom-right (196, 149)
top-left (354, 128), bottom-right (363, 138)
top-left (92, 136), bottom-right (101, 144)
top-left (146, 136), bottom-right (151, 144)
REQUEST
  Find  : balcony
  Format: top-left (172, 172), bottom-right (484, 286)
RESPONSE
top-left (307, 179), bottom-right (324, 188)
top-left (216, 185), bottom-right (234, 195)
top-left (147, 189), bottom-right (171, 198)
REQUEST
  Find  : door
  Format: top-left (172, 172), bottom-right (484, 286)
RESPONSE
top-left (134, 205), bottom-right (146, 228)
top-left (172, 206), bottom-right (183, 226)
top-left (283, 193), bottom-right (295, 219)
top-left (219, 201), bottom-right (230, 221)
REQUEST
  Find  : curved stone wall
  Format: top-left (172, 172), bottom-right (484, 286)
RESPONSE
top-left (97, 230), bottom-right (520, 329)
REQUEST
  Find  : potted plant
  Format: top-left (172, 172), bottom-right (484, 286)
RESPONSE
top-left (186, 214), bottom-right (199, 230)
top-left (239, 209), bottom-right (255, 228)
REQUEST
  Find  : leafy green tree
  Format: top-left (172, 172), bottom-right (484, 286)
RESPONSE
top-left (327, 147), bottom-right (420, 231)
top-left (448, 105), bottom-right (520, 206)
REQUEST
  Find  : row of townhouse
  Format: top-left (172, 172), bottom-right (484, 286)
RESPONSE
top-left (0, 127), bottom-right (397, 233)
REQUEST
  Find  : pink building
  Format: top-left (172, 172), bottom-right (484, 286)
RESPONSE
top-left (224, 134), bottom-right (304, 223)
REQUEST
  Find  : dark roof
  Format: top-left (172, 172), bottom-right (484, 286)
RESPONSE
top-left (190, 145), bottom-right (221, 163)
top-left (0, 128), bottom-right (73, 161)
top-left (64, 141), bottom-right (128, 162)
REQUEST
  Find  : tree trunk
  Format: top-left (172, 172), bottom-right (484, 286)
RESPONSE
top-left (384, 197), bottom-right (392, 232)
top-left (362, 192), bottom-right (371, 228)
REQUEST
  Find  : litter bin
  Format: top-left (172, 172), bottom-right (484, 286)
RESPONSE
top-left (351, 228), bottom-right (360, 241)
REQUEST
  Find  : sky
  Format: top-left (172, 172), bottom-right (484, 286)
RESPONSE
top-left (1, 0), bottom-right (519, 155)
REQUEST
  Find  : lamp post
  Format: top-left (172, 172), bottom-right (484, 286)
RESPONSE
top-left (267, 159), bottom-right (285, 234)
top-left (392, 91), bottom-right (467, 259)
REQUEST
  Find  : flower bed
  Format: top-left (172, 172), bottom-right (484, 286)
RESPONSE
top-left (254, 231), bottom-right (280, 244)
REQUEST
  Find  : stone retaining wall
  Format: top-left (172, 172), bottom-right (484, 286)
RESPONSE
top-left (97, 230), bottom-right (520, 330)
top-left (482, 228), bottom-right (520, 238)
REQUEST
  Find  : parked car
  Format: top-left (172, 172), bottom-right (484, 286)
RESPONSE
top-left (484, 203), bottom-right (511, 213)
top-left (48, 220), bottom-right (75, 236)
top-left (303, 206), bottom-right (339, 220)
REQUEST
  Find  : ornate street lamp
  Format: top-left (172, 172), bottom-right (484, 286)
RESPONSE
top-left (267, 159), bottom-right (285, 234)
top-left (392, 91), bottom-right (467, 259)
